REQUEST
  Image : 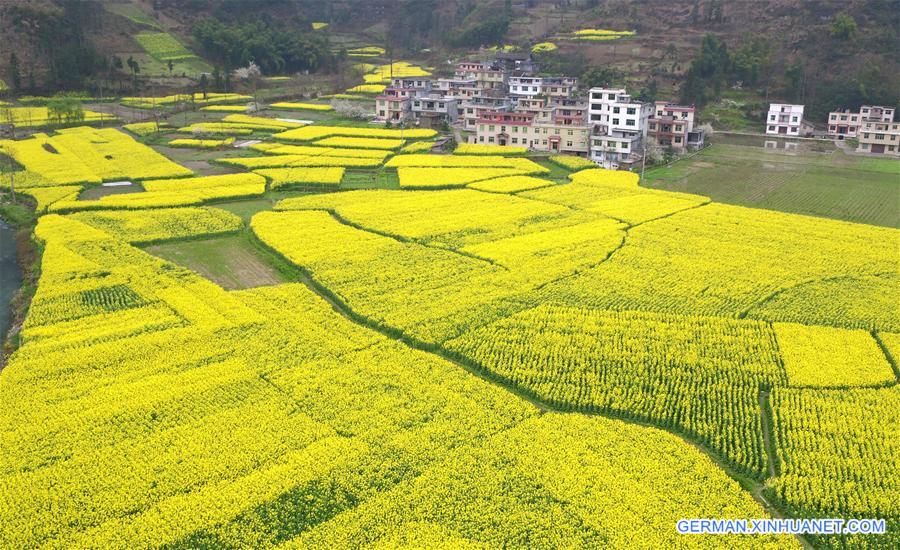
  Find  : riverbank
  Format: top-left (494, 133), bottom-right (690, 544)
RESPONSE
top-left (0, 201), bottom-right (38, 368)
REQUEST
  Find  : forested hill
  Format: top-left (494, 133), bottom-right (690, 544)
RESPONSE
top-left (1, 0), bottom-right (897, 118)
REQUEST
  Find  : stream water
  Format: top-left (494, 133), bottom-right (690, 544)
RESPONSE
top-left (0, 220), bottom-right (21, 341)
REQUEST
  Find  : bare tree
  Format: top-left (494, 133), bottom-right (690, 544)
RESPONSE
top-left (233, 62), bottom-right (262, 111)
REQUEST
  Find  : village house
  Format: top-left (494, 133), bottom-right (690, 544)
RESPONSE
top-left (765, 103), bottom-right (805, 136)
top-left (856, 118), bottom-right (899, 157)
top-left (648, 101), bottom-right (704, 150)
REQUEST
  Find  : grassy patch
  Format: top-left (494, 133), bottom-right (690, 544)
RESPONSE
top-left (214, 199), bottom-right (276, 223)
top-left (78, 183), bottom-right (146, 201)
top-left (340, 169), bottom-right (400, 189)
top-left (0, 202), bottom-right (35, 226)
top-left (145, 232), bottom-right (290, 290)
top-left (530, 157), bottom-right (576, 182)
top-left (643, 144), bottom-right (900, 227)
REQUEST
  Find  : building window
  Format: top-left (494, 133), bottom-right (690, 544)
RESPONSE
top-left (864, 133), bottom-right (869, 138)
top-left (626, 119), bottom-right (635, 126)
top-left (675, 137), bottom-right (682, 143)
top-left (567, 141), bottom-right (573, 147)
top-left (627, 108), bottom-right (636, 115)
top-left (567, 129), bottom-right (573, 135)
top-left (478, 136), bottom-right (484, 142)
top-left (621, 142), bottom-right (628, 149)
top-left (489, 125), bottom-right (495, 131)
top-left (792, 116), bottom-right (798, 122)
top-left (770, 115), bottom-right (776, 121)
top-left (876, 134), bottom-right (885, 140)
top-left (613, 107), bottom-right (620, 114)
top-left (512, 138), bottom-right (518, 144)
top-left (613, 118), bottom-right (620, 125)
top-left (488, 137), bottom-right (495, 143)
top-left (608, 93), bottom-right (615, 99)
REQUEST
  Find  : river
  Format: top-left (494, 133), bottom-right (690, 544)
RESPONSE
top-left (0, 219), bottom-right (21, 342)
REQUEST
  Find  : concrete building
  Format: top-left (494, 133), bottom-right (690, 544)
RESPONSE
top-left (859, 105), bottom-right (895, 123)
top-left (648, 101), bottom-right (703, 150)
top-left (827, 109), bottom-right (862, 139)
top-left (459, 96), bottom-right (512, 131)
top-left (375, 83), bottom-right (430, 123)
top-left (474, 107), bottom-right (591, 155)
top-left (765, 103), bottom-right (804, 136)
top-left (589, 127), bottom-right (643, 169)
top-left (454, 61), bottom-right (507, 91)
top-left (856, 119), bottom-right (900, 157)
top-left (411, 93), bottom-right (459, 127)
top-left (588, 87), bottom-right (652, 137)
top-left (588, 87), bottom-right (652, 167)
top-left (508, 76), bottom-right (578, 98)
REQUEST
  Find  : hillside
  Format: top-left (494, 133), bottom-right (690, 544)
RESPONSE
top-left (1, 0), bottom-right (898, 120)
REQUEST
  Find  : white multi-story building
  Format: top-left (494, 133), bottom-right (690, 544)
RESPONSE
top-left (588, 87), bottom-right (652, 167)
top-left (508, 76), bottom-right (577, 98)
top-left (588, 87), bottom-right (652, 137)
top-left (589, 126), bottom-right (643, 169)
top-left (766, 103), bottom-right (804, 136)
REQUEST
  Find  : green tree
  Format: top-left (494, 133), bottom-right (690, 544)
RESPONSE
top-left (830, 13), bottom-right (857, 40)
top-left (46, 95), bottom-right (84, 125)
top-left (581, 67), bottom-right (622, 88)
top-left (8, 53), bottom-right (21, 93)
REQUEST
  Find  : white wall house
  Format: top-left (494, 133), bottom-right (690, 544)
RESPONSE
top-left (588, 87), bottom-right (652, 167)
top-left (766, 103), bottom-right (804, 136)
top-left (588, 87), bottom-right (652, 137)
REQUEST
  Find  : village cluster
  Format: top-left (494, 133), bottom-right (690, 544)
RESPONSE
top-left (375, 52), bottom-right (899, 167)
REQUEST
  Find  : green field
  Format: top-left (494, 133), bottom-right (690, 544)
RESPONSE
top-left (643, 140), bottom-right (900, 228)
top-left (145, 232), bottom-right (289, 290)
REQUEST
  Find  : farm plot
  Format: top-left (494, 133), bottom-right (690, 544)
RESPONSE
top-left (643, 143), bottom-right (900, 227)
top-left (0, 131), bottom-right (895, 549)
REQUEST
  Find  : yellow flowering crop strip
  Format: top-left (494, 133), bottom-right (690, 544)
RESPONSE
top-left (168, 137), bottom-right (235, 149)
top-left (275, 125), bottom-right (436, 142)
top-left (348, 46), bottom-right (386, 55)
top-left (313, 136), bottom-right (405, 150)
top-left (50, 174), bottom-right (266, 213)
top-left (199, 105), bottom-right (249, 113)
top-left (0, 127), bottom-right (192, 186)
top-left (218, 155), bottom-right (382, 169)
top-left (346, 84), bottom-right (385, 94)
top-left (386, 154), bottom-right (548, 173)
top-left (0, 106), bottom-right (116, 128)
top-left (468, 175), bottom-right (555, 193)
top-left (252, 143), bottom-right (390, 160)
top-left (18, 185), bottom-right (83, 212)
top-left (254, 167), bottom-right (345, 190)
top-left (222, 114), bottom-right (306, 129)
top-left (399, 141), bottom-right (435, 153)
top-left (70, 207), bottom-right (243, 244)
top-left (177, 123), bottom-right (254, 136)
top-left (548, 155), bottom-right (597, 171)
top-left (123, 121), bottom-right (168, 136)
top-left (445, 304), bottom-right (784, 476)
top-left (454, 143), bottom-right (528, 156)
top-left (397, 168), bottom-right (530, 188)
top-left (269, 102), bottom-right (334, 112)
top-left (774, 323), bottom-right (894, 387)
top-left (771, 386), bottom-right (899, 526)
top-left (531, 42), bottom-right (558, 53)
